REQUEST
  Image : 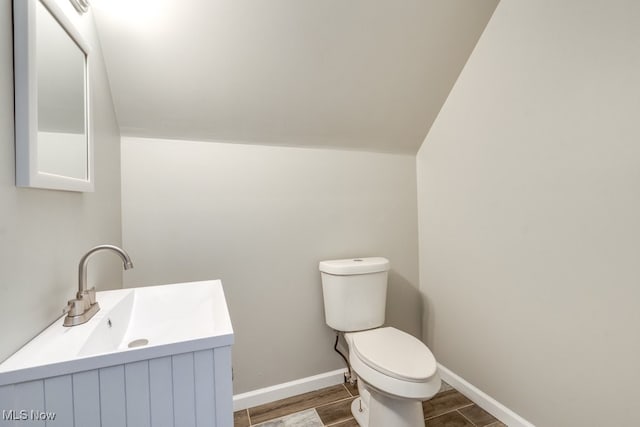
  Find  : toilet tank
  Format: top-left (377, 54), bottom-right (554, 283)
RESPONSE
top-left (319, 257), bottom-right (390, 332)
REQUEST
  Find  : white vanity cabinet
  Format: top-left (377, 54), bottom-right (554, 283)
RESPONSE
top-left (0, 280), bottom-right (234, 427)
top-left (0, 347), bottom-right (232, 427)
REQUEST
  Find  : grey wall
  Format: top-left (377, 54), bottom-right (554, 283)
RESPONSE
top-left (0, 0), bottom-right (122, 362)
top-left (417, 0), bottom-right (640, 425)
top-left (121, 137), bottom-right (420, 394)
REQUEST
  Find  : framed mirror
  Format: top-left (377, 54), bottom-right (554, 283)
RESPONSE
top-left (13, 0), bottom-right (93, 192)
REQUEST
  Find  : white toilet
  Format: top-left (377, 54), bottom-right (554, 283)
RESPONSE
top-left (319, 257), bottom-right (441, 427)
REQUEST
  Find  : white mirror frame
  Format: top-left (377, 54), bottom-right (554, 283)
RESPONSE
top-left (13, 0), bottom-right (94, 192)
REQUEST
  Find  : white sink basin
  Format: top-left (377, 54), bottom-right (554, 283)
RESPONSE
top-left (0, 280), bottom-right (233, 386)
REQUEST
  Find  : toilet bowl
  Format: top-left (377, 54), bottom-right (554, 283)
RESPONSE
top-left (345, 327), bottom-right (441, 427)
top-left (319, 257), bottom-right (441, 427)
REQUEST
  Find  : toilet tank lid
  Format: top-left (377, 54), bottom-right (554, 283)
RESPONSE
top-left (319, 257), bottom-right (389, 275)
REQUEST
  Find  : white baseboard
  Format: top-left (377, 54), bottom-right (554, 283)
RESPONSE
top-left (233, 364), bottom-right (534, 427)
top-left (437, 363), bottom-right (535, 427)
top-left (232, 368), bottom-right (347, 411)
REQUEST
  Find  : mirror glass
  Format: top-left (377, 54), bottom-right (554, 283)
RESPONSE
top-left (36, 0), bottom-right (87, 180)
top-left (14, 0), bottom-right (93, 192)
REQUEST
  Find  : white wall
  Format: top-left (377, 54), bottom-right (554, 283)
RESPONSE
top-left (0, 1), bottom-right (122, 362)
top-left (94, 0), bottom-right (499, 155)
top-left (121, 137), bottom-right (420, 393)
top-left (417, 1), bottom-right (640, 426)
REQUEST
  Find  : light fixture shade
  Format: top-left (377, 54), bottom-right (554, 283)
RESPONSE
top-left (69, 0), bottom-right (89, 14)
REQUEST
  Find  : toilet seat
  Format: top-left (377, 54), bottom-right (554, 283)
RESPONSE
top-left (351, 327), bottom-right (437, 382)
top-left (346, 327), bottom-right (441, 400)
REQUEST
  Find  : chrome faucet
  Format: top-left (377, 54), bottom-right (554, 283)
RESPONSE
top-left (63, 245), bottom-right (134, 327)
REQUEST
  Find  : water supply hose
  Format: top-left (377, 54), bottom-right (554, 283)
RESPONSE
top-left (333, 331), bottom-right (354, 384)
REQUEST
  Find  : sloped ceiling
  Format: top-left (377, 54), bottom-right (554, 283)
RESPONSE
top-left (93, 0), bottom-right (498, 154)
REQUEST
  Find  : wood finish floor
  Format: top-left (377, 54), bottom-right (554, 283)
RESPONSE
top-left (234, 381), bottom-right (507, 426)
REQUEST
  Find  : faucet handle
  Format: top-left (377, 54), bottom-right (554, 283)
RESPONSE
top-left (63, 299), bottom-right (84, 317)
top-left (87, 287), bottom-right (96, 304)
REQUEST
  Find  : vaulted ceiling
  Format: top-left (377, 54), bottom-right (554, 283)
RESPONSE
top-left (93, 0), bottom-right (498, 154)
